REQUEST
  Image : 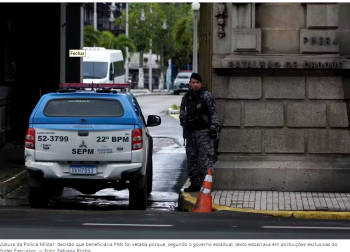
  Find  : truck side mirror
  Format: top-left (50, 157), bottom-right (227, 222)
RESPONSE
top-left (110, 72), bottom-right (115, 81)
top-left (147, 115), bottom-right (161, 127)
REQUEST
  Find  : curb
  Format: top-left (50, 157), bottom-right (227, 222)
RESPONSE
top-left (178, 185), bottom-right (350, 220)
top-left (167, 108), bottom-right (180, 115)
top-left (0, 169), bottom-right (28, 198)
top-left (133, 92), bottom-right (171, 97)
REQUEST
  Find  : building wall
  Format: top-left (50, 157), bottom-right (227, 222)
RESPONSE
top-left (203, 3), bottom-right (350, 191)
top-left (84, 3), bottom-right (125, 36)
top-left (2, 3), bottom-right (83, 148)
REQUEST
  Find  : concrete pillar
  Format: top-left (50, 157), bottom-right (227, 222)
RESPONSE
top-left (65, 3), bottom-right (84, 83)
top-left (60, 3), bottom-right (66, 83)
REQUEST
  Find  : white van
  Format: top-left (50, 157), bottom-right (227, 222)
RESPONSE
top-left (83, 47), bottom-right (125, 84)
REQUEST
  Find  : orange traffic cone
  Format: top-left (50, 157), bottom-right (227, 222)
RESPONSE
top-left (193, 168), bottom-right (213, 213)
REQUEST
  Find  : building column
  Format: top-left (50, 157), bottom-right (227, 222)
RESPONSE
top-left (65, 3), bottom-right (84, 83)
top-left (60, 3), bottom-right (66, 83)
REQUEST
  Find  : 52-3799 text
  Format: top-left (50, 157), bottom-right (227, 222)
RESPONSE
top-left (37, 136), bottom-right (69, 142)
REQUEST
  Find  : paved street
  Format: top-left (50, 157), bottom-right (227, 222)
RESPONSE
top-left (1, 208), bottom-right (350, 239)
top-left (139, 95), bottom-right (184, 144)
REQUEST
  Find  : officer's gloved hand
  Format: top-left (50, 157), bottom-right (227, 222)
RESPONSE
top-left (209, 127), bottom-right (217, 140)
top-left (180, 117), bottom-right (184, 127)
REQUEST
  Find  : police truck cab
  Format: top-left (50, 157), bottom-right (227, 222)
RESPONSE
top-left (25, 83), bottom-right (160, 210)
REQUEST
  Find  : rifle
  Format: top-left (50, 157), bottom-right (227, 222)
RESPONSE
top-left (182, 91), bottom-right (189, 147)
top-left (183, 124), bottom-right (187, 147)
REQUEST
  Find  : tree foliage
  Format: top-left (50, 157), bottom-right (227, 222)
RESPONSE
top-left (83, 25), bottom-right (136, 59)
top-left (121, 3), bottom-right (196, 70)
top-left (171, 7), bottom-right (194, 69)
top-left (84, 25), bottom-right (100, 47)
top-left (99, 31), bottom-right (136, 59)
top-left (85, 3), bottom-right (199, 71)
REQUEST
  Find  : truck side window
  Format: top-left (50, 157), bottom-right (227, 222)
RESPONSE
top-left (132, 97), bottom-right (146, 125)
top-left (113, 61), bottom-right (125, 77)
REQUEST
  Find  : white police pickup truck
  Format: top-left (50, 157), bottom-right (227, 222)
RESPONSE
top-left (25, 83), bottom-right (161, 210)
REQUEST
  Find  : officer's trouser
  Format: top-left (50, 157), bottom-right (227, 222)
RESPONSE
top-left (185, 128), bottom-right (214, 187)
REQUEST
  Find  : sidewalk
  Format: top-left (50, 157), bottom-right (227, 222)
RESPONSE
top-left (169, 107), bottom-right (350, 219)
top-left (131, 89), bottom-right (172, 97)
top-left (0, 91), bottom-right (173, 198)
top-left (0, 142), bottom-right (27, 198)
top-left (179, 179), bottom-right (350, 219)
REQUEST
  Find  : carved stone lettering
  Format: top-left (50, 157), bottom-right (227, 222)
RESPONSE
top-left (333, 37), bottom-right (338, 45)
top-left (319, 37), bottom-right (323, 45)
top-left (311, 37), bottom-right (316, 45)
top-left (223, 60), bottom-right (342, 69)
top-left (300, 30), bottom-right (339, 53)
top-left (304, 36), bottom-right (335, 46)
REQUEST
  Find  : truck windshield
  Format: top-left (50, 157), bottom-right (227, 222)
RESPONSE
top-left (177, 74), bottom-right (191, 79)
top-left (44, 99), bottom-right (124, 117)
top-left (83, 62), bottom-right (108, 79)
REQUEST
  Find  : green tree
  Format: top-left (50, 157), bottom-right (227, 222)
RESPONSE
top-left (121, 3), bottom-right (151, 68)
top-left (98, 31), bottom-right (136, 59)
top-left (172, 5), bottom-right (200, 70)
top-left (84, 25), bottom-right (136, 59)
top-left (83, 25), bottom-right (101, 47)
top-left (147, 3), bottom-right (175, 89)
top-left (121, 3), bottom-right (155, 88)
top-left (172, 9), bottom-right (193, 69)
top-left (121, 3), bottom-right (193, 88)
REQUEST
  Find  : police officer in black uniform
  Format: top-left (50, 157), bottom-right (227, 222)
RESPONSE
top-left (180, 73), bottom-right (219, 192)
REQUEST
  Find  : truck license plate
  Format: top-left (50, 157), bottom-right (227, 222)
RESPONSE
top-left (69, 165), bottom-right (97, 174)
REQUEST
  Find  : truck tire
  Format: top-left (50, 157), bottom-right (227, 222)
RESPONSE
top-left (147, 155), bottom-right (153, 196)
top-left (49, 186), bottom-right (64, 196)
top-left (29, 186), bottom-right (49, 208)
top-left (129, 174), bottom-right (147, 210)
top-left (147, 168), bottom-right (153, 196)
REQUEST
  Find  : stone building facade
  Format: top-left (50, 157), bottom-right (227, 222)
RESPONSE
top-left (199, 3), bottom-right (350, 191)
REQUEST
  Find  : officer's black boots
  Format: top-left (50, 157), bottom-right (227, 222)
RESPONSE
top-left (184, 184), bottom-right (201, 192)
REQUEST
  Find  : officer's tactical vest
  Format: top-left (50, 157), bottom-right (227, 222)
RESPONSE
top-left (185, 90), bottom-right (211, 130)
